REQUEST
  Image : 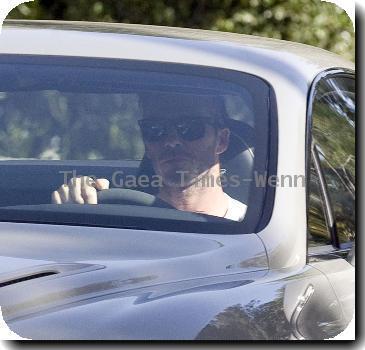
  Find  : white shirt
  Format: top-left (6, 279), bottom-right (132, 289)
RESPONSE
top-left (223, 193), bottom-right (247, 222)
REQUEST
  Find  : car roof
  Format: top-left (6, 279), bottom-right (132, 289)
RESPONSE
top-left (1, 20), bottom-right (354, 86)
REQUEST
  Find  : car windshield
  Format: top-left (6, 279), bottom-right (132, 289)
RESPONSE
top-left (0, 56), bottom-right (276, 234)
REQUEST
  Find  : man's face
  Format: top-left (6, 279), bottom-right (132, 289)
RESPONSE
top-left (143, 117), bottom-right (230, 188)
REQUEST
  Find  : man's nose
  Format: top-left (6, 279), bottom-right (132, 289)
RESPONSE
top-left (164, 127), bottom-right (183, 148)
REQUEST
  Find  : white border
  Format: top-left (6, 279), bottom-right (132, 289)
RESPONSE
top-left (322, 1), bottom-right (355, 340)
top-left (0, 0), bottom-right (33, 35)
top-left (0, 0), bottom-right (357, 344)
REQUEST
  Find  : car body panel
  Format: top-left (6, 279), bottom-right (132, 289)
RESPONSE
top-left (2, 20), bottom-right (354, 73)
top-left (309, 259), bottom-right (355, 326)
top-left (0, 221), bottom-right (267, 317)
top-left (2, 263), bottom-right (345, 340)
top-left (0, 22), bottom-right (328, 270)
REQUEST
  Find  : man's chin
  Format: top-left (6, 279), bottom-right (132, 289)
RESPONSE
top-left (162, 172), bottom-right (198, 188)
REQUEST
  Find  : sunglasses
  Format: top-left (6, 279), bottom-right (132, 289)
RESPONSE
top-left (138, 117), bottom-right (223, 143)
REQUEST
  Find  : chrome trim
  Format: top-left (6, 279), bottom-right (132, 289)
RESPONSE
top-left (290, 284), bottom-right (315, 340)
top-left (308, 249), bottom-right (351, 262)
top-left (311, 145), bottom-right (339, 248)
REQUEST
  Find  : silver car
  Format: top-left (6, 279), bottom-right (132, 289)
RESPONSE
top-left (0, 20), bottom-right (355, 340)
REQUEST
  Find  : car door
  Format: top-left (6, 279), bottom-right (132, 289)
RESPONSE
top-left (305, 71), bottom-right (355, 337)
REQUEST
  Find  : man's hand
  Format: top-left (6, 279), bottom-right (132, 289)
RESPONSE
top-left (52, 177), bottom-right (110, 204)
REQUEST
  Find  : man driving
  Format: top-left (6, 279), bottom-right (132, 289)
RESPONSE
top-left (52, 93), bottom-right (247, 221)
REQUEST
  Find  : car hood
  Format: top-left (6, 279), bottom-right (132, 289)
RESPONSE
top-left (0, 222), bottom-right (268, 338)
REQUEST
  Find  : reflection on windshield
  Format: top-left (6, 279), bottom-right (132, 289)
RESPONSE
top-left (312, 76), bottom-right (355, 243)
top-left (0, 91), bottom-right (145, 160)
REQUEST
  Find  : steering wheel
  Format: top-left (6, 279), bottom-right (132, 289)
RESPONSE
top-left (97, 188), bottom-right (174, 209)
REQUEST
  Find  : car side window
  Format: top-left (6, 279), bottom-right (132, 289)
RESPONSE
top-left (307, 160), bottom-right (331, 247)
top-left (311, 75), bottom-right (355, 247)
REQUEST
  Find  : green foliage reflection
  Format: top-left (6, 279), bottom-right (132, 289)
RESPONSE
top-left (0, 91), bottom-right (145, 160)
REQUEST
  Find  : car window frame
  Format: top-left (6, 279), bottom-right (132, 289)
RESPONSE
top-left (307, 144), bottom-right (333, 247)
top-left (0, 54), bottom-right (278, 235)
top-left (306, 69), bottom-right (355, 261)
